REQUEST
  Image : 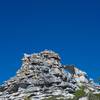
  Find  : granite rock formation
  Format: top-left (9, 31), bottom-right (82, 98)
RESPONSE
top-left (0, 50), bottom-right (99, 100)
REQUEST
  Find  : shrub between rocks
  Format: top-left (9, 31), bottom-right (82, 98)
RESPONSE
top-left (40, 87), bottom-right (86, 100)
top-left (24, 96), bottom-right (31, 100)
top-left (88, 92), bottom-right (100, 100)
top-left (72, 86), bottom-right (85, 100)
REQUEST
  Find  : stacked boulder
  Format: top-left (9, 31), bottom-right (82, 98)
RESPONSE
top-left (0, 50), bottom-right (96, 100)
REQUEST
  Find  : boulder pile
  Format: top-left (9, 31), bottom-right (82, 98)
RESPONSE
top-left (0, 50), bottom-right (99, 100)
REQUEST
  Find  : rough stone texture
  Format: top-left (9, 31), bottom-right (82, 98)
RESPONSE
top-left (79, 97), bottom-right (88, 100)
top-left (0, 50), bottom-right (99, 100)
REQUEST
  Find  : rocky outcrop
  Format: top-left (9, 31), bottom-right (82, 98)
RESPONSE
top-left (0, 50), bottom-right (99, 100)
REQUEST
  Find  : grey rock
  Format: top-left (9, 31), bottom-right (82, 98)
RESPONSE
top-left (6, 83), bottom-right (19, 94)
top-left (0, 50), bottom-right (97, 100)
top-left (0, 86), bottom-right (6, 92)
top-left (18, 82), bottom-right (30, 89)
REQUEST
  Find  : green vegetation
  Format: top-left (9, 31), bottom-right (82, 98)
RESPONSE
top-left (25, 86), bottom-right (100, 100)
top-left (87, 92), bottom-right (100, 100)
top-left (41, 92), bottom-right (100, 100)
top-left (42, 87), bottom-right (86, 100)
top-left (94, 94), bottom-right (100, 99)
top-left (72, 86), bottom-right (86, 100)
top-left (24, 96), bottom-right (31, 100)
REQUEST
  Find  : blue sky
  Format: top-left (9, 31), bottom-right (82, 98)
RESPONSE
top-left (0, 0), bottom-right (100, 83)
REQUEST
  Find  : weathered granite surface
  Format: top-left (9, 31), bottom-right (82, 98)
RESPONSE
top-left (0, 50), bottom-right (99, 100)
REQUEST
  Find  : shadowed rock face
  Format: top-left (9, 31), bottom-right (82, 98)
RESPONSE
top-left (0, 50), bottom-right (98, 100)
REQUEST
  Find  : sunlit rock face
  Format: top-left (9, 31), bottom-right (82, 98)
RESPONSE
top-left (0, 50), bottom-right (98, 100)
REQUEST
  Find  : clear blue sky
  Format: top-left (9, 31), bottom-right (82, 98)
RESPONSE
top-left (0, 0), bottom-right (100, 83)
